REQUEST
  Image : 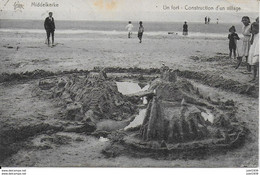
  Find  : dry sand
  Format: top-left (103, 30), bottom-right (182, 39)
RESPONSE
top-left (0, 31), bottom-right (258, 167)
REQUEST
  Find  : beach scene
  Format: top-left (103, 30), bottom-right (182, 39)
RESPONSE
top-left (0, 0), bottom-right (259, 170)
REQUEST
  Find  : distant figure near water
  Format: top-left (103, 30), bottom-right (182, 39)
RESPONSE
top-left (208, 17), bottom-right (211, 24)
top-left (138, 21), bottom-right (144, 43)
top-left (44, 12), bottom-right (55, 47)
top-left (205, 16), bottom-right (207, 24)
top-left (183, 21), bottom-right (188, 36)
top-left (125, 21), bottom-right (134, 38)
top-left (217, 18), bottom-right (219, 24)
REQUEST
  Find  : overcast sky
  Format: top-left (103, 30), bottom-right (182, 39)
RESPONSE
top-left (0, 0), bottom-right (259, 22)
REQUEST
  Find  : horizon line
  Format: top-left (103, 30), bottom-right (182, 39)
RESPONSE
top-left (0, 18), bottom-right (246, 24)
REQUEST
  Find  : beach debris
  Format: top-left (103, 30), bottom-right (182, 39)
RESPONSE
top-left (65, 102), bottom-right (82, 121)
top-left (64, 121), bottom-right (96, 133)
top-left (39, 79), bottom-right (56, 90)
top-left (189, 55), bottom-right (229, 62)
top-left (3, 45), bottom-right (14, 49)
top-left (99, 137), bottom-right (109, 142)
top-left (124, 109), bottom-right (146, 131)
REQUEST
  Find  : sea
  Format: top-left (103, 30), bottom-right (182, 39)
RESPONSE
top-left (0, 19), bottom-right (243, 38)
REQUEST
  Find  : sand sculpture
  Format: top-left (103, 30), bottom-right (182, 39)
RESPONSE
top-left (34, 68), bottom-right (246, 159)
top-left (35, 70), bottom-right (137, 133)
top-left (103, 67), bottom-right (247, 159)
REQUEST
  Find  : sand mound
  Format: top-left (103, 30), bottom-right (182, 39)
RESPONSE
top-left (175, 69), bottom-right (258, 97)
top-left (103, 69), bottom-right (247, 159)
top-left (34, 70), bottom-right (137, 122)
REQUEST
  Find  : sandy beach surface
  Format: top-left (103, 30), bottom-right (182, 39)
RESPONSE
top-left (0, 30), bottom-right (258, 167)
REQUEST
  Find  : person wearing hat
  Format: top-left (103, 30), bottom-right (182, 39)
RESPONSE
top-left (44, 12), bottom-right (55, 47)
top-left (138, 21), bottom-right (144, 43)
top-left (228, 26), bottom-right (240, 59)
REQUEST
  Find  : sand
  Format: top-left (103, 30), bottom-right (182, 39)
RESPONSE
top-left (0, 30), bottom-right (258, 167)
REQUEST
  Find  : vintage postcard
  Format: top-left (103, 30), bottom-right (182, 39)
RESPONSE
top-left (0, 0), bottom-right (259, 173)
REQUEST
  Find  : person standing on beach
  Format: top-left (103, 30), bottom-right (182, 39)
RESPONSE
top-left (217, 18), bottom-right (219, 24)
top-left (237, 16), bottom-right (251, 70)
top-left (183, 21), bottom-right (188, 36)
top-left (247, 20), bottom-right (259, 82)
top-left (208, 17), bottom-right (211, 24)
top-left (44, 12), bottom-right (55, 47)
top-left (125, 21), bottom-right (134, 38)
top-left (205, 16), bottom-right (207, 24)
top-left (228, 26), bottom-right (240, 59)
top-left (138, 21), bottom-right (144, 43)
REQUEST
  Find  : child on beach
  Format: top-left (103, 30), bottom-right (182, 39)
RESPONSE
top-left (138, 21), bottom-right (144, 43)
top-left (125, 21), bottom-right (134, 38)
top-left (183, 21), bottom-right (188, 36)
top-left (228, 26), bottom-right (240, 59)
top-left (248, 20), bottom-right (259, 82)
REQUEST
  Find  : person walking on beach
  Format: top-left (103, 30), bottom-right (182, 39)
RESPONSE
top-left (247, 20), bottom-right (259, 82)
top-left (208, 17), bottom-right (211, 24)
top-left (183, 21), bottom-right (188, 36)
top-left (228, 26), bottom-right (240, 59)
top-left (138, 21), bottom-right (144, 43)
top-left (205, 16), bottom-right (207, 24)
top-left (44, 12), bottom-right (55, 47)
top-left (236, 16), bottom-right (251, 70)
top-left (125, 21), bottom-right (134, 38)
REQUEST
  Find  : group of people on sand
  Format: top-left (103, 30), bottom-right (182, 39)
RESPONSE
top-left (228, 16), bottom-right (259, 82)
top-left (43, 12), bottom-right (258, 81)
top-left (44, 12), bottom-right (145, 45)
top-left (127, 20), bottom-right (189, 37)
top-left (44, 12), bottom-right (145, 46)
top-left (125, 21), bottom-right (144, 43)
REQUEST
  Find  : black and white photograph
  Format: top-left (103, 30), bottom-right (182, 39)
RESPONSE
top-left (0, 0), bottom-right (259, 174)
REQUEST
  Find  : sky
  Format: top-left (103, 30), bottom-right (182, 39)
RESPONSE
top-left (0, 0), bottom-right (259, 22)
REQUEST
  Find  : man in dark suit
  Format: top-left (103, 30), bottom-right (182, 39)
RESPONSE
top-left (44, 12), bottom-right (55, 46)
